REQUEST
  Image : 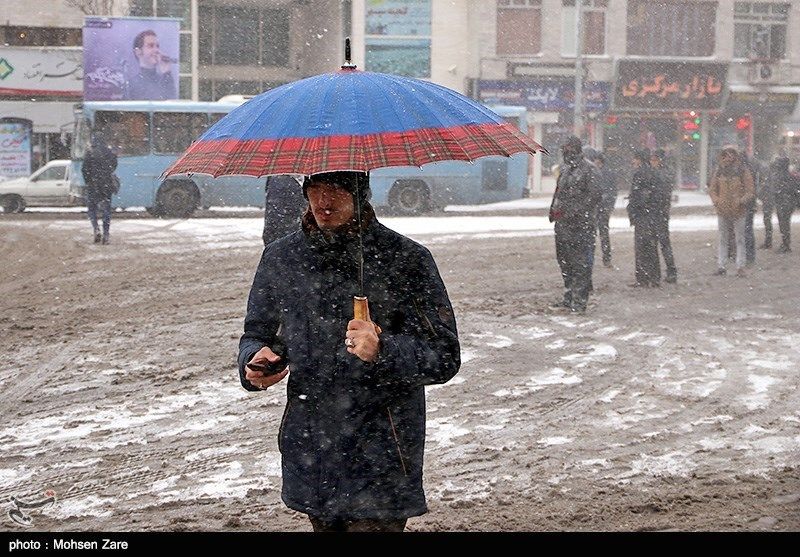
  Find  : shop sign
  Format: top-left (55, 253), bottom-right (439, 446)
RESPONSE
top-left (0, 48), bottom-right (82, 98)
top-left (477, 79), bottom-right (610, 112)
top-left (614, 60), bottom-right (728, 111)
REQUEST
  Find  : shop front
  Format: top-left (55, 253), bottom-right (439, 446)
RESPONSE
top-left (711, 87), bottom-right (799, 167)
top-left (607, 60), bottom-right (728, 191)
top-left (474, 77), bottom-right (611, 192)
top-left (0, 47), bottom-right (82, 169)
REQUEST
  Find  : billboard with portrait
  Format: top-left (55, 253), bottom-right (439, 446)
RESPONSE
top-left (83, 16), bottom-right (180, 101)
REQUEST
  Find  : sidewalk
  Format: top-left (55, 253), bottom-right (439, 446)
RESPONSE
top-left (445, 190), bottom-right (712, 213)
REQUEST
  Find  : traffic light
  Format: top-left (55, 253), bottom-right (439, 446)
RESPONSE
top-left (682, 111), bottom-right (702, 142)
top-left (736, 115), bottom-right (751, 131)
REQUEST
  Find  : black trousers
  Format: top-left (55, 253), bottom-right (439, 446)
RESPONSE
top-left (634, 222), bottom-right (661, 286)
top-left (654, 215), bottom-right (676, 278)
top-left (309, 516), bottom-right (407, 532)
top-left (777, 203), bottom-right (794, 248)
top-left (555, 220), bottom-right (593, 310)
top-left (596, 208), bottom-right (612, 264)
top-left (744, 202), bottom-right (756, 264)
top-left (761, 198), bottom-right (774, 246)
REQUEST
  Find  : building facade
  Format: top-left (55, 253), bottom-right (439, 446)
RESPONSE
top-left (396, 0), bottom-right (800, 191)
top-left (2, 0), bottom-right (798, 190)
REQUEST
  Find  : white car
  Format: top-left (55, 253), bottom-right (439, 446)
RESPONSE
top-left (0, 160), bottom-right (74, 213)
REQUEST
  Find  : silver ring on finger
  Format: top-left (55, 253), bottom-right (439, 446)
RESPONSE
top-left (345, 338), bottom-right (355, 348)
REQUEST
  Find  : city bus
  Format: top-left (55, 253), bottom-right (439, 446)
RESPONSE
top-left (69, 98), bottom-right (264, 217)
top-left (370, 105), bottom-right (532, 214)
top-left (70, 101), bottom-right (531, 217)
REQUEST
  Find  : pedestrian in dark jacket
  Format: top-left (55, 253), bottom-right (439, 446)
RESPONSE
top-left (262, 175), bottom-right (306, 246)
top-left (772, 157), bottom-right (799, 253)
top-left (81, 134), bottom-right (118, 244)
top-left (239, 171), bottom-right (460, 532)
top-left (627, 149), bottom-right (661, 287)
top-left (591, 152), bottom-right (617, 268)
top-left (549, 136), bottom-right (600, 313)
top-left (758, 159), bottom-right (775, 249)
top-left (650, 149), bottom-right (677, 282)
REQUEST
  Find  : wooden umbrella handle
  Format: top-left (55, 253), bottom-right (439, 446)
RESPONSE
top-left (353, 296), bottom-right (370, 321)
top-left (353, 296), bottom-right (383, 334)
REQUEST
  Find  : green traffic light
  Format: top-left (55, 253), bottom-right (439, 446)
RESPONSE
top-left (694, 117), bottom-right (701, 125)
top-left (692, 132), bottom-right (701, 140)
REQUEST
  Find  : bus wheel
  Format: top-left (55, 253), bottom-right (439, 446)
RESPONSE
top-left (156, 181), bottom-right (199, 218)
top-left (389, 181), bottom-right (430, 215)
top-left (1, 195), bottom-right (26, 214)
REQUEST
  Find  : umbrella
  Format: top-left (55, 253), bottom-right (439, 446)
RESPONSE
top-left (164, 52), bottom-right (545, 180)
top-left (165, 41), bottom-right (546, 315)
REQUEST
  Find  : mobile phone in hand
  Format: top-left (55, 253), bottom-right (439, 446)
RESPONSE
top-left (246, 361), bottom-right (284, 376)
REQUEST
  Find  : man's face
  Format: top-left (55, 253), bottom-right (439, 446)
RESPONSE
top-left (135, 34), bottom-right (161, 69)
top-left (632, 157), bottom-right (641, 169)
top-left (306, 180), bottom-right (355, 232)
top-left (651, 156), bottom-right (661, 167)
top-left (720, 151), bottom-right (735, 168)
top-left (562, 146), bottom-right (580, 165)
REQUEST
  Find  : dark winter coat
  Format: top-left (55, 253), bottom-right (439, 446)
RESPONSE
top-left (238, 209), bottom-right (461, 520)
top-left (81, 143), bottom-right (118, 201)
top-left (263, 176), bottom-right (306, 246)
top-left (550, 156), bottom-right (600, 231)
top-left (627, 166), bottom-right (661, 227)
top-left (651, 166), bottom-right (675, 221)
top-left (771, 159), bottom-right (800, 210)
top-left (757, 160), bottom-right (774, 207)
top-left (595, 166), bottom-right (618, 214)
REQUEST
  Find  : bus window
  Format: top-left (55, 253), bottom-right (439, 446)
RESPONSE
top-left (95, 111), bottom-right (150, 156)
top-left (153, 113), bottom-right (209, 154)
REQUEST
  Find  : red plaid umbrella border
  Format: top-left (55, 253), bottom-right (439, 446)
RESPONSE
top-left (164, 122), bottom-right (546, 178)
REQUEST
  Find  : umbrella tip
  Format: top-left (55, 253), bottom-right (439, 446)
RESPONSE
top-left (341, 37), bottom-right (357, 71)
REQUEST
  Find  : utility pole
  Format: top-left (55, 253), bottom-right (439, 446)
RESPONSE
top-left (573, 0), bottom-right (584, 140)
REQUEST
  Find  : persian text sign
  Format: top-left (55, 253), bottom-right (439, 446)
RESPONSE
top-left (0, 48), bottom-right (82, 98)
top-left (614, 60), bottom-right (728, 111)
top-left (478, 79), bottom-right (611, 112)
top-left (0, 120), bottom-right (32, 178)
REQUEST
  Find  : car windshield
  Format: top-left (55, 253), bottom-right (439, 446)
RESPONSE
top-left (34, 165), bottom-right (66, 181)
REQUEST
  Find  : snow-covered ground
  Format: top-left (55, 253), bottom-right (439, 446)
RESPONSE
top-left (1, 214), bottom-right (798, 531)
